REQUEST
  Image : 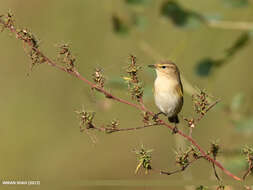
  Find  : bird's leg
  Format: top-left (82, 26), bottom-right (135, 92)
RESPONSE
top-left (172, 123), bottom-right (179, 134)
top-left (168, 115), bottom-right (179, 134)
top-left (152, 112), bottom-right (166, 121)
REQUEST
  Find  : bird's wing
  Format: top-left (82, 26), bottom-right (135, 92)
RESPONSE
top-left (176, 83), bottom-right (183, 97)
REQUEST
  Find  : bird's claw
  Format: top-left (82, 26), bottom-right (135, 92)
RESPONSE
top-left (152, 112), bottom-right (163, 122)
top-left (172, 126), bottom-right (178, 134)
top-left (152, 114), bottom-right (159, 121)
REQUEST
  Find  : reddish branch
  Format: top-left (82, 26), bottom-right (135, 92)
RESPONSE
top-left (80, 122), bottom-right (160, 134)
top-left (0, 17), bottom-right (242, 181)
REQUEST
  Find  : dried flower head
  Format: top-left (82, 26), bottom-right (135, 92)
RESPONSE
top-left (124, 55), bottom-right (143, 100)
top-left (0, 11), bottom-right (15, 32)
top-left (242, 145), bottom-right (253, 180)
top-left (76, 109), bottom-right (96, 131)
top-left (134, 145), bottom-right (153, 174)
top-left (210, 141), bottom-right (220, 158)
top-left (104, 119), bottom-right (120, 133)
top-left (17, 28), bottom-right (39, 48)
top-left (184, 117), bottom-right (195, 128)
top-left (57, 43), bottom-right (76, 71)
top-left (175, 146), bottom-right (201, 168)
top-left (92, 68), bottom-right (105, 88)
top-left (192, 89), bottom-right (210, 115)
top-left (142, 112), bottom-right (150, 125)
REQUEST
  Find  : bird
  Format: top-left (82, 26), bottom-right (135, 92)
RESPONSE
top-left (148, 61), bottom-right (184, 133)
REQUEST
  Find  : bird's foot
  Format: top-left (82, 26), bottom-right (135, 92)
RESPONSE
top-left (172, 125), bottom-right (178, 134)
top-left (152, 112), bottom-right (164, 121)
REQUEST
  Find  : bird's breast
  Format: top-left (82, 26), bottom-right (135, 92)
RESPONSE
top-left (154, 77), bottom-right (183, 116)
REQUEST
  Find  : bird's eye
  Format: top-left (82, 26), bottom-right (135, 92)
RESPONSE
top-left (161, 66), bottom-right (166, 69)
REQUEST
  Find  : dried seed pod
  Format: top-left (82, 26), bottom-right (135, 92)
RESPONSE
top-left (92, 68), bottom-right (105, 88)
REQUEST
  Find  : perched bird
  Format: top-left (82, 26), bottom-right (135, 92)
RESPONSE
top-left (148, 61), bottom-right (183, 133)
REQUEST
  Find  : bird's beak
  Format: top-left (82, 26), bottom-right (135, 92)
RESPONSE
top-left (148, 64), bottom-right (156, 69)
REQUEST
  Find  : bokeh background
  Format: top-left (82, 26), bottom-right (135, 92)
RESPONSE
top-left (0, 0), bottom-right (253, 189)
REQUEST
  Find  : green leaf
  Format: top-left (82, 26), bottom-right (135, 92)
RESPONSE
top-left (204, 14), bottom-right (222, 21)
top-left (230, 93), bottom-right (245, 111)
top-left (196, 185), bottom-right (208, 190)
top-left (107, 78), bottom-right (127, 89)
top-left (160, 1), bottom-right (204, 27)
top-left (112, 15), bottom-right (130, 35)
top-left (182, 15), bottom-right (202, 28)
top-left (234, 117), bottom-right (253, 134)
top-left (161, 0), bottom-right (189, 26)
top-left (195, 59), bottom-right (213, 77)
top-left (224, 156), bottom-right (247, 172)
top-left (226, 32), bottom-right (250, 57)
top-left (143, 86), bottom-right (153, 100)
top-left (223, 0), bottom-right (249, 8)
top-left (126, 0), bottom-right (151, 5)
top-left (195, 58), bottom-right (225, 77)
top-left (133, 15), bottom-right (148, 29)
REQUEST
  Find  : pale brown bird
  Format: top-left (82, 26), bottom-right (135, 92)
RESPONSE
top-left (148, 61), bottom-right (183, 133)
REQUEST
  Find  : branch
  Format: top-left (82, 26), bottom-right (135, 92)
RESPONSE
top-left (207, 20), bottom-right (253, 31)
top-left (160, 156), bottom-right (202, 175)
top-left (212, 157), bottom-right (221, 181)
top-left (0, 14), bottom-right (242, 181)
top-left (195, 98), bottom-right (221, 124)
top-left (81, 122), bottom-right (160, 134)
top-left (242, 146), bottom-right (253, 180)
top-left (243, 160), bottom-right (253, 180)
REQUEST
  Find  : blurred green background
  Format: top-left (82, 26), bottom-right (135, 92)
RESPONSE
top-left (0, 0), bottom-right (253, 189)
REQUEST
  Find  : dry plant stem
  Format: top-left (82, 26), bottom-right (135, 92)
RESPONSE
top-left (0, 18), bottom-right (242, 182)
top-left (243, 158), bottom-right (253, 180)
top-left (189, 127), bottom-right (193, 137)
top-left (196, 99), bottom-right (221, 123)
top-left (81, 123), bottom-right (159, 133)
top-left (160, 156), bottom-right (203, 175)
top-left (212, 158), bottom-right (221, 181)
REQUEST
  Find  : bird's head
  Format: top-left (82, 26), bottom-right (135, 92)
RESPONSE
top-left (148, 61), bottom-right (180, 78)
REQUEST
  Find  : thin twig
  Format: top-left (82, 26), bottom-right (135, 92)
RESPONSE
top-left (160, 156), bottom-right (203, 175)
top-left (81, 123), bottom-right (160, 134)
top-left (243, 158), bottom-right (253, 180)
top-left (195, 99), bottom-right (221, 123)
top-left (212, 157), bottom-right (221, 181)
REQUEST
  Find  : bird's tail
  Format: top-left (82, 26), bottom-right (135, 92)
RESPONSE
top-left (168, 115), bottom-right (179, 124)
